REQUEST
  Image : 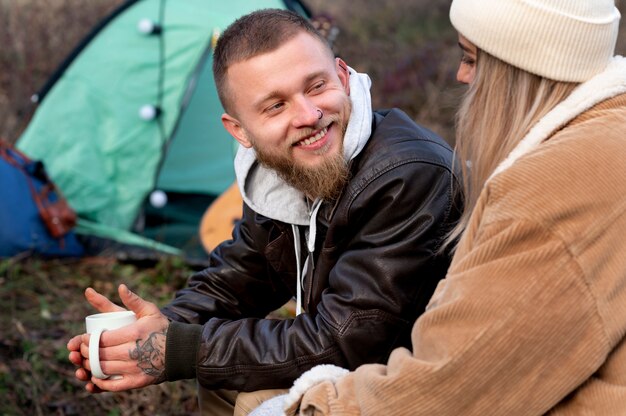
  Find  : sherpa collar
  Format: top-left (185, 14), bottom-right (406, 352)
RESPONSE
top-left (489, 56), bottom-right (626, 181)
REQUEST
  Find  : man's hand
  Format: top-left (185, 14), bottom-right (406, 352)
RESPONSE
top-left (67, 284), bottom-right (170, 393)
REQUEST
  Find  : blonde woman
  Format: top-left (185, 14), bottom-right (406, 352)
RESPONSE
top-left (252, 0), bottom-right (626, 414)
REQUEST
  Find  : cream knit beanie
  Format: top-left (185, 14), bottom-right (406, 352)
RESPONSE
top-left (450, 0), bottom-right (621, 82)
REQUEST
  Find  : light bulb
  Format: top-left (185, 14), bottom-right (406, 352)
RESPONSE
top-left (139, 104), bottom-right (160, 120)
top-left (137, 18), bottom-right (161, 35)
top-left (149, 190), bottom-right (168, 208)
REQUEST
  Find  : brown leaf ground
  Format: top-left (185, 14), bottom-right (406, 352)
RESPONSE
top-left (0, 256), bottom-right (201, 415)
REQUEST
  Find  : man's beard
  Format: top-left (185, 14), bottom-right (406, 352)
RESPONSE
top-left (255, 144), bottom-right (349, 201)
top-left (249, 97), bottom-right (352, 201)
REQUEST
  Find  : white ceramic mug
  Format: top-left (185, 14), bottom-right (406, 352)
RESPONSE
top-left (85, 310), bottom-right (137, 379)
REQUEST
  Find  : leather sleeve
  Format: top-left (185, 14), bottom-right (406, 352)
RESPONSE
top-left (161, 203), bottom-right (294, 324)
top-left (161, 201), bottom-right (346, 390)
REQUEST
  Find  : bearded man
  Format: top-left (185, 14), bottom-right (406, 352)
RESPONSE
top-left (68, 8), bottom-right (460, 416)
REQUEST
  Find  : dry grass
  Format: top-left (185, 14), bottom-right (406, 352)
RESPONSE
top-left (0, 0), bottom-right (127, 143)
top-left (0, 255), bottom-right (200, 415)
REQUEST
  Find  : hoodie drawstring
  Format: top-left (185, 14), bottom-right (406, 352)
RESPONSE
top-left (307, 199), bottom-right (323, 252)
top-left (292, 198), bottom-right (323, 316)
top-left (292, 223), bottom-right (303, 316)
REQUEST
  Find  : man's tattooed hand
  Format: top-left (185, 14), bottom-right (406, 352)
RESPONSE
top-left (129, 326), bottom-right (168, 383)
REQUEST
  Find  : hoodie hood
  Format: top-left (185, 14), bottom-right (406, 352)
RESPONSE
top-left (233, 67), bottom-right (373, 225)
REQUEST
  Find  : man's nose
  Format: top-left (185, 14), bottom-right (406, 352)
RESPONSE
top-left (292, 99), bottom-right (321, 127)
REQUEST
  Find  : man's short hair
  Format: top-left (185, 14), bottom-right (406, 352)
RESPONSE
top-left (212, 8), bottom-right (333, 114)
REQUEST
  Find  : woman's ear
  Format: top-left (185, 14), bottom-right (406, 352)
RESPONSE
top-left (221, 113), bottom-right (252, 148)
top-left (336, 58), bottom-right (350, 95)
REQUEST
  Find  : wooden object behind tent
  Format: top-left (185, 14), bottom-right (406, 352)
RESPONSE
top-left (199, 181), bottom-right (243, 253)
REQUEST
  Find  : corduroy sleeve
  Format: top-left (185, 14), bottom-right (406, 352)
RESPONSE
top-left (293, 219), bottom-right (609, 415)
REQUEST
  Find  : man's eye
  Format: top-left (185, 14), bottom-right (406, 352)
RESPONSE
top-left (310, 81), bottom-right (325, 92)
top-left (266, 102), bottom-right (284, 113)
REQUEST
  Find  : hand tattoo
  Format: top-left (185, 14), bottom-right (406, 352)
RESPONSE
top-left (129, 327), bottom-right (167, 383)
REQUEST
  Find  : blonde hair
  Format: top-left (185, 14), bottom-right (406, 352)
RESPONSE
top-left (444, 50), bottom-right (578, 249)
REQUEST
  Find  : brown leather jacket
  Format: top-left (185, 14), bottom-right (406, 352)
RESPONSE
top-left (161, 109), bottom-right (461, 391)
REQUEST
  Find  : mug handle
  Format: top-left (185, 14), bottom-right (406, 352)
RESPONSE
top-left (89, 328), bottom-right (109, 379)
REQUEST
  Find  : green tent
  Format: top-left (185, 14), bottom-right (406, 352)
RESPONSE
top-left (17, 0), bottom-right (311, 259)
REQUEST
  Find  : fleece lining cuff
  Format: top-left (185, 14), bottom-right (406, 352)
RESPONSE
top-left (165, 321), bottom-right (202, 381)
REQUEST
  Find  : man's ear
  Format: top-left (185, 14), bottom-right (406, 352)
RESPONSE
top-left (221, 113), bottom-right (252, 148)
top-left (336, 57), bottom-right (350, 95)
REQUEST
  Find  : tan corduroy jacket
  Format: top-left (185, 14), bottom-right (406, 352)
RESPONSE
top-left (287, 59), bottom-right (626, 415)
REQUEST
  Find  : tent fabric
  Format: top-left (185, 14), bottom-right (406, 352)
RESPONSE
top-left (16, 0), bottom-right (302, 256)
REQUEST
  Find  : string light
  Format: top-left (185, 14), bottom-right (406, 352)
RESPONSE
top-left (139, 104), bottom-right (161, 120)
top-left (137, 18), bottom-right (162, 35)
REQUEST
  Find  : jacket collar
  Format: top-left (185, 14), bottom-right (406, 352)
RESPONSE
top-left (489, 56), bottom-right (626, 182)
